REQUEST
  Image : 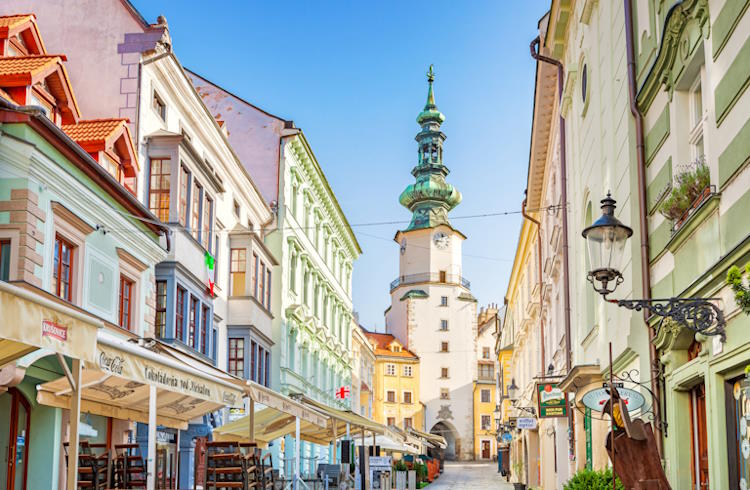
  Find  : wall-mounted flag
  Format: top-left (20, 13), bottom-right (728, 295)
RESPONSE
top-left (205, 251), bottom-right (216, 296)
top-left (336, 386), bottom-right (350, 399)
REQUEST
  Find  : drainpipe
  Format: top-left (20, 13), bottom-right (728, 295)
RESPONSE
top-left (529, 35), bottom-right (575, 460)
top-left (521, 197), bottom-right (545, 376)
top-left (624, 0), bottom-right (663, 457)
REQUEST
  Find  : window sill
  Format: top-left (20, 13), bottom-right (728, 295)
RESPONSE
top-left (665, 189), bottom-right (720, 254)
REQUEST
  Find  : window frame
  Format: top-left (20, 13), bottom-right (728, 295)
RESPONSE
top-left (152, 90), bottom-right (166, 121)
top-left (179, 164), bottom-right (190, 226)
top-left (228, 337), bottom-right (245, 378)
top-left (53, 234), bottom-right (75, 302)
top-left (386, 390), bottom-right (396, 403)
top-left (230, 248), bottom-right (247, 297)
top-left (118, 274), bottom-right (134, 331)
top-left (403, 365), bottom-right (413, 377)
top-left (191, 180), bottom-right (203, 242)
top-left (440, 341), bottom-right (449, 352)
top-left (403, 391), bottom-right (413, 404)
top-left (385, 363), bottom-right (396, 376)
top-left (175, 286), bottom-right (186, 342)
top-left (440, 296), bottom-right (448, 307)
top-left (481, 389), bottom-right (491, 404)
top-left (148, 157), bottom-right (171, 222)
top-left (188, 295), bottom-right (198, 349)
top-left (155, 280), bottom-right (167, 338)
top-left (201, 304), bottom-right (210, 355)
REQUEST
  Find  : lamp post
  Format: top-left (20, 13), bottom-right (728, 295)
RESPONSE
top-left (582, 193), bottom-right (726, 340)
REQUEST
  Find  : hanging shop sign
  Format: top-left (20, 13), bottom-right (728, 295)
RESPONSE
top-left (517, 417), bottom-right (538, 430)
top-left (536, 382), bottom-right (568, 418)
top-left (580, 384), bottom-right (646, 413)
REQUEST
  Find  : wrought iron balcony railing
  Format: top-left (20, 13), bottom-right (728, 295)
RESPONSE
top-left (390, 272), bottom-right (470, 292)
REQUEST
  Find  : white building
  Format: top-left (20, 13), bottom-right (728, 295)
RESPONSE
top-left (384, 68), bottom-right (478, 460)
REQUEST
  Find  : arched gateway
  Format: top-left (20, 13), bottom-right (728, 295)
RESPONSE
top-left (430, 421), bottom-right (459, 461)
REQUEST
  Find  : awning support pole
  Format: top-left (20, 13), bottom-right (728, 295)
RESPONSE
top-left (66, 358), bottom-right (81, 490)
top-left (248, 398), bottom-right (255, 443)
top-left (57, 353), bottom-right (77, 392)
top-left (147, 385), bottom-right (157, 490)
top-left (332, 419), bottom-right (337, 464)
top-left (346, 423), bottom-right (350, 439)
top-left (294, 416), bottom-right (301, 490)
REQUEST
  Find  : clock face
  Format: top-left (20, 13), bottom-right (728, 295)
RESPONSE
top-left (433, 232), bottom-right (449, 249)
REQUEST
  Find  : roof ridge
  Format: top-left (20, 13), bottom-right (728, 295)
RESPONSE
top-left (0, 54), bottom-right (65, 60)
top-left (63, 117), bottom-right (129, 125)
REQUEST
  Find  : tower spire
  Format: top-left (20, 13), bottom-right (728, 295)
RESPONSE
top-left (399, 66), bottom-right (461, 231)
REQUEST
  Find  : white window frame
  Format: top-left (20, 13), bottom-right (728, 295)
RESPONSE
top-left (386, 363), bottom-right (396, 376)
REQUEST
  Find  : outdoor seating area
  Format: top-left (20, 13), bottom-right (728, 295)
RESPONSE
top-left (63, 442), bottom-right (152, 489)
top-left (202, 441), bottom-right (275, 489)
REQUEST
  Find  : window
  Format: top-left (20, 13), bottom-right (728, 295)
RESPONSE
top-left (403, 391), bottom-right (412, 404)
top-left (386, 364), bottom-right (396, 376)
top-left (386, 391), bottom-right (396, 403)
top-left (387, 417), bottom-right (396, 427)
top-left (392, 345), bottom-right (401, 353)
top-left (440, 320), bottom-right (448, 331)
top-left (152, 91), bottom-right (166, 120)
top-left (201, 305), bottom-right (210, 355)
top-left (264, 350), bottom-right (270, 387)
top-left (191, 181), bottom-right (203, 241)
top-left (233, 199), bottom-right (240, 218)
top-left (440, 296), bottom-right (448, 306)
top-left (440, 342), bottom-right (449, 353)
top-left (251, 340), bottom-right (257, 382)
top-left (188, 296), bottom-right (198, 348)
top-left (403, 365), bottom-right (413, 377)
top-left (439, 270), bottom-right (446, 283)
top-left (0, 239), bottom-right (10, 281)
top-left (228, 338), bottom-right (244, 377)
top-left (202, 195), bottom-right (213, 250)
top-left (258, 347), bottom-right (265, 387)
top-left (689, 73), bottom-right (705, 159)
top-left (291, 184), bottom-right (298, 217)
top-left (440, 388), bottom-right (450, 400)
top-left (478, 363), bottom-right (494, 380)
top-left (482, 347), bottom-right (491, 359)
top-left (53, 235), bottom-right (74, 301)
top-left (230, 248), bottom-right (246, 296)
top-left (259, 262), bottom-right (266, 306)
top-left (404, 418), bottom-right (413, 430)
top-left (481, 389), bottom-right (491, 403)
top-left (481, 415), bottom-right (492, 431)
top-left (441, 367), bottom-right (449, 379)
top-left (118, 275), bottom-right (133, 330)
top-left (266, 268), bottom-right (272, 309)
top-left (148, 158), bottom-right (170, 222)
top-left (290, 254), bottom-right (298, 292)
top-left (581, 64), bottom-right (588, 104)
top-left (252, 253), bottom-right (259, 297)
top-left (176, 287), bottom-right (186, 341)
top-left (179, 165), bottom-right (190, 226)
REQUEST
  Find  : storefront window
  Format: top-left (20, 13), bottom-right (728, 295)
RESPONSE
top-left (727, 375), bottom-right (750, 489)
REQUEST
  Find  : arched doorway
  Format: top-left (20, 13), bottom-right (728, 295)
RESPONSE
top-left (430, 421), bottom-right (458, 460)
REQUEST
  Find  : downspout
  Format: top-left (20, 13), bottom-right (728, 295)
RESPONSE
top-left (624, 0), bottom-right (663, 456)
top-left (530, 36), bottom-right (575, 459)
top-left (522, 197), bottom-right (545, 376)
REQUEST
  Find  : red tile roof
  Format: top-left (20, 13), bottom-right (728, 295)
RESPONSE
top-left (363, 331), bottom-right (418, 359)
top-left (61, 118), bottom-right (128, 144)
top-left (0, 14), bottom-right (34, 31)
top-left (0, 55), bottom-right (64, 78)
top-left (0, 14), bottom-right (47, 55)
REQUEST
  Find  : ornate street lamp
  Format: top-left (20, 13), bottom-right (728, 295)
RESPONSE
top-left (506, 379), bottom-right (518, 400)
top-left (582, 193), bottom-right (726, 340)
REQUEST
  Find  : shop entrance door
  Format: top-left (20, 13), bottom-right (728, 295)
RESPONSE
top-left (481, 440), bottom-right (491, 459)
top-left (690, 383), bottom-right (709, 489)
top-left (4, 388), bottom-right (31, 489)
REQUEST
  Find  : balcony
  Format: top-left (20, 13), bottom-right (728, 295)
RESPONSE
top-left (390, 272), bottom-right (471, 292)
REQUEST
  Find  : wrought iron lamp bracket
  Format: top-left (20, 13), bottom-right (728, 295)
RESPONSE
top-left (606, 297), bottom-right (726, 342)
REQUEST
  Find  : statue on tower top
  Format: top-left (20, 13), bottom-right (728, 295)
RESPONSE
top-left (398, 65), bottom-right (461, 232)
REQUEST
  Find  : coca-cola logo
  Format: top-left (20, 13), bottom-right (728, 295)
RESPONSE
top-left (99, 352), bottom-right (125, 375)
top-left (41, 320), bottom-right (68, 341)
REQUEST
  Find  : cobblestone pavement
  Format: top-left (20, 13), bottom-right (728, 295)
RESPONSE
top-left (427, 462), bottom-right (515, 489)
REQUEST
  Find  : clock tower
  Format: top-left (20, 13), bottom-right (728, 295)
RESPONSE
top-left (385, 67), bottom-right (477, 461)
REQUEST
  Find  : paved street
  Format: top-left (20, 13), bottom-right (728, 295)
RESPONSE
top-left (428, 462), bottom-right (514, 489)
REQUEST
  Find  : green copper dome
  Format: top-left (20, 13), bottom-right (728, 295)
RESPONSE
top-left (400, 65), bottom-right (462, 231)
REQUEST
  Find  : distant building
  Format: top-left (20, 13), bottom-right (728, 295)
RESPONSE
top-left (351, 322), bottom-right (375, 418)
top-left (364, 329), bottom-right (424, 432)
top-left (473, 305), bottom-right (501, 460)
top-left (384, 67), bottom-right (478, 461)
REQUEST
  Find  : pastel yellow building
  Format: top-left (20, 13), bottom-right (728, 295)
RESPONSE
top-left (473, 305), bottom-right (501, 460)
top-left (365, 330), bottom-right (424, 431)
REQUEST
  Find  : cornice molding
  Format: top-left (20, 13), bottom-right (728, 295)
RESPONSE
top-left (636, 0), bottom-right (710, 113)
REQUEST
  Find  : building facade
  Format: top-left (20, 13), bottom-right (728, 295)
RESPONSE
top-left (186, 72), bottom-right (362, 474)
top-left (365, 330), bottom-right (424, 432)
top-left (473, 305), bottom-right (500, 461)
top-left (0, 13), bottom-right (168, 488)
top-left (351, 322), bottom-right (375, 419)
top-left (384, 68), bottom-right (478, 461)
top-left (0, 3), bottom-right (279, 485)
top-left (633, 0), bottom-right (750, 488)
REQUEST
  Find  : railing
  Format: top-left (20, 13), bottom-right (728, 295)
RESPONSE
top-left (390, 272), bottom-right (471, 292)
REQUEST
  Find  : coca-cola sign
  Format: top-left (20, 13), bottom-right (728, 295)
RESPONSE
top-left (41, 320), bottom-right (68, 342)
top-left (99, 351), bottom-right (125, 375)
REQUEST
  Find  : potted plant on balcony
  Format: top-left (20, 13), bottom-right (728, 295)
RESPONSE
top-left (658, 156), bottom-right (710, 231)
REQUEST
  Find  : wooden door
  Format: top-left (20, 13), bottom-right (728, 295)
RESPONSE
top-left (689, 383), bottom-right (709, 489)
top-left (5, 389), bottom-right (31, 490)
top-left (481, 441), bottom-right (491, 459)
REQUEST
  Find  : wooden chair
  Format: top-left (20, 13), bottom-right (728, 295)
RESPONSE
top-left (260, 453), bottom-right (275, 489)
top-left (205, 441), bottom-right (255, 489)
top-left (63, 441), bottom-right (109, 489)
top-left (113, 444), bottom-right (146, 488)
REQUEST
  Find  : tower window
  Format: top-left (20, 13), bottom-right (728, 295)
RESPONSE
top-left (440, 388), bottom-right (450, 400)
top-left (440, 342), bottom-right (449, 352)
top-left (440, 296), bottom-right (448, 306)
top-left (440, 320), bottom-right (449, 331)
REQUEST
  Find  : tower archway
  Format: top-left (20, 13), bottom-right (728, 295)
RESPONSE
top-left (430, 421), bottom-right (459, 460)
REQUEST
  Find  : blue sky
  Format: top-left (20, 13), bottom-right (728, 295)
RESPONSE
top-left (132, 1), bottom-right (547, 330)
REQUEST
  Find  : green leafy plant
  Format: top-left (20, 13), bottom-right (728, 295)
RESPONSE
top-left (727, 262), bottom-right (750, 315)
top-left (414, 462), bottom-right (428, 482)
top-left (564, 468), bottom-right (624, 490)
top-left (658, 157), bottom-right (710, 221)
top-left (394, 460), bottom-right (408, 472)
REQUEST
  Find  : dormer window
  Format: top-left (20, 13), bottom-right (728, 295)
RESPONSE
top-left (153, 91), bottom-right (166, 121)
top-left (391, 345), bottom-right (401, 353)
